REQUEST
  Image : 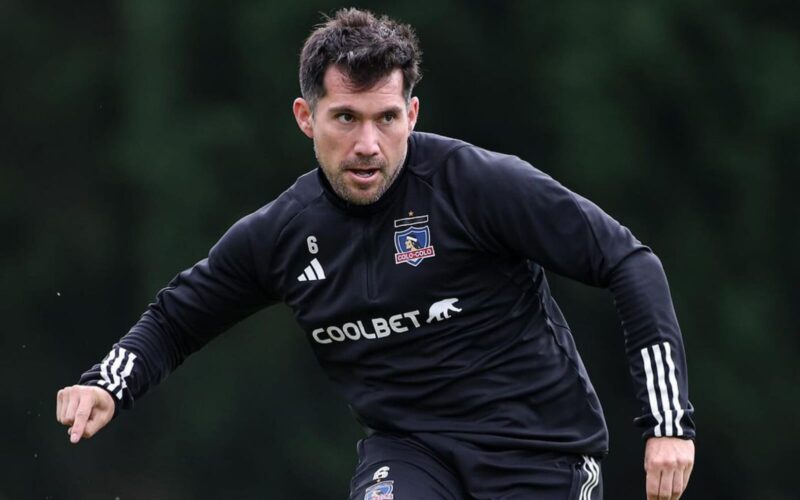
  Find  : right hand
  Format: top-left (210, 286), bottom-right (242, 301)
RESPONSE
top-left (56, 385), bottom-right (115, 444)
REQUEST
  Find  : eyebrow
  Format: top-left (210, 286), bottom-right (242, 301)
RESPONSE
top-left (327, 105), bottom-right (404, 117)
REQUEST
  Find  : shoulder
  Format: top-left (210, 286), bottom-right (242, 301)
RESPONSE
top-left (407, 131), bottom-right (545, 192)
top-left (406, 131), bottom-right (472, 174)
top-left (221, 169), bottom-right (325, 247)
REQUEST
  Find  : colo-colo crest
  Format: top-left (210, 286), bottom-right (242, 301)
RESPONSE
top-left (393, 214), bottom-right (435, 267)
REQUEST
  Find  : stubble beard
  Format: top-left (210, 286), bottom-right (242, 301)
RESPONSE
top-left (315, 144), bottom-right (406, 206)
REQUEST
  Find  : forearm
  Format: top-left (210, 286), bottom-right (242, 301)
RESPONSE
top-left (78, 230), bottom-right (275, 413)
top-left (609, 250), bottom-right (695, 439)
top-left (78, 300), bottom-right (204, 415)
top-left (74, 209), bottom-right (280, 419)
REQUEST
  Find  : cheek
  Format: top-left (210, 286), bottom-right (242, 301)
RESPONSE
top-left (385, 131), bottom-right (409, 159)
top-left (314, 135), bottom-right (339, 162)
top-left (319, 130), bottom-right (350, 155)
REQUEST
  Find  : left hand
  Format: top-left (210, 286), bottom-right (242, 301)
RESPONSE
top-left (644, 436), bottom-right (695, 500)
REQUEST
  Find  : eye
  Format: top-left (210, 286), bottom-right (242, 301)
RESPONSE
top-left (381, 112), bottom-right (396, 124)
top-left (336, 113), bottom-right (354, 123)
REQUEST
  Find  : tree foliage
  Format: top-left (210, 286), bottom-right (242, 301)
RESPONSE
top-left (2, 1), bottom-right (797, 498)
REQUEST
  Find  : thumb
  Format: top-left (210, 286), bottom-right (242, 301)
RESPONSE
top-left (83, 402), bottom-right (114, 439)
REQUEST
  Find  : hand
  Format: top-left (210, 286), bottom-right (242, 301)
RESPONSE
top-left (644, 436), bottom-right (694, 499)
top-left (56, 385), bottom-right (115, 444)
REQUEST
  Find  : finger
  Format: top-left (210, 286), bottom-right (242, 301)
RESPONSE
top-left (63, 392), bottom-right (79, 426)
top-left (58, 389), bottom-right (68, 423)
top-left (659, 469), bottom-right (674, 500)
top-left (57, 390), bottom-right (66, 422)
top-left (70, 396), bottom-right (95, 444)
top-left (671, 467), bottom-right (684, 500)
top-left (683, 462), bottom-right (693, 491)
top-left (646, 470), bottom-right (661, 500)
top-left (56, 390), bottom-right (64, 422)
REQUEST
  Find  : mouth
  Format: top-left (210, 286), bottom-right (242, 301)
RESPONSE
top-left (350, 169), bottom-right (378, 177)
top-left (346, 168), bottom-right (380, 184)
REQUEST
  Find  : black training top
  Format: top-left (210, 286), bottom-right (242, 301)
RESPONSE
top-left (80, 131), bottom-right (695, 456)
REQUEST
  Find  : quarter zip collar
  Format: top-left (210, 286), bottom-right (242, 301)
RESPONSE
top-left (318, 134), bottom-right (415, 216)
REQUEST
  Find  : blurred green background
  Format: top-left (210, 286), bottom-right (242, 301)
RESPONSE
top-left (2, 0), bottom-right (798, 498)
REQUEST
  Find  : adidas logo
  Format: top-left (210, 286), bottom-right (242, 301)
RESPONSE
top-left (297, 258), bottom-right (326, 282)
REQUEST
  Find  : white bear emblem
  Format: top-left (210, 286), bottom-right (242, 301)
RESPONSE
top-left (426, 298), bottom-right (462, 323)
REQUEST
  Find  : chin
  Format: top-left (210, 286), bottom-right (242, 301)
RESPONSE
top-left (344, 188), bottom-right (382, 205)
top-left (349, 193), bottom-right (380, 205)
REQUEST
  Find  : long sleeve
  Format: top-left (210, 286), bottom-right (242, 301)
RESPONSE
top-left (444, 144), bottom-right (695, 440)
top-left (609, 251), bottom-right (694, 438)
top-left (79, 209), bottom-right (280, 415)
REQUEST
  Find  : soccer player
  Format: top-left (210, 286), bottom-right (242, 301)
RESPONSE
top-left (56, 8), bottom-right (695, 499)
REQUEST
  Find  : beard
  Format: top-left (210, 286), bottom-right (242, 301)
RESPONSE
top-left (315, 144), bottom-right (405, 206)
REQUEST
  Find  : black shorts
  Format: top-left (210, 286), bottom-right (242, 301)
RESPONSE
top-left (349, 433), bottom-right (602, 500)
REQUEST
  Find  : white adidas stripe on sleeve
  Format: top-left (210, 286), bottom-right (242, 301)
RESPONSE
top-left (116, 352), bottom-right (138, 399)
top-left (95, 347), bottom-right (138, 400)
top-left (98, 348), bottom-right (116, 387)
top-left (640, 342), bottom-right (684, 437)
top-left (641, 347), bottom-right (664, 437)
top-left (106, 347), bottom-right (127, 392)
top-left (663, 342), bottom-right (684, 436)
top-left (652, 344), bottom-right (673, 436)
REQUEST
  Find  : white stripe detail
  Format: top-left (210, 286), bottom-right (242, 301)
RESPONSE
top-left (115, 352), bottom-right (138, 399)
top-left (105, 347), bottom-right (127, 391)
top-left (394, 215), bottom-right (429, 228)
top-left (579, 458), bottom-right (592, 500)
top-left (96, 348), bottom-right (137, 399)
top-left (652, 344), bottom-right (673, 436)
top-left (297, 259), bottom-right (326, 282)
top-left (98, 349), bottom-right (117, 387)
top-left (310, 258), bottom-right (326, 280)
top-left (663, 342), bottom-right (684, 436)
top-left (579, 456), bottom-right (600, 500)
top-left (586, 457), bottom-right (600, 499)
top-left (641, 347), bottom-right (664, 437)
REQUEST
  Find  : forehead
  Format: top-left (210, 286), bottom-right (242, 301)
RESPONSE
top-left (319, 66), bottom-right (405, 109)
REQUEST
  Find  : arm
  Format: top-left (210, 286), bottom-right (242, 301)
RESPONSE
top-left (445, 146), bottom-right (695, 497)
top-left (611, 250), bottom-right (695, 499)
top-left (56, 210), bottom-right (279, 442)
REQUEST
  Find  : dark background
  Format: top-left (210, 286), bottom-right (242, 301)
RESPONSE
top-left (2, 1), bottom-right (798, 498)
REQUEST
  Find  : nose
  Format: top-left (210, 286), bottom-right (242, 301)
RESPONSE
top-left (353, 122), bottom-right (380, 157)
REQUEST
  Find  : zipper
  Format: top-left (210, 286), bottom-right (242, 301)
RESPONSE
top-left (363, 218), bottom-right (377, 300)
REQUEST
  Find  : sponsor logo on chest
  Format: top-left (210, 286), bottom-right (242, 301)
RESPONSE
top-left (311, 298), bottom-right (462, 344)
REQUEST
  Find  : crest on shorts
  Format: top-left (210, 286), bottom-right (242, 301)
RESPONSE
top-left (364, 481), bottom-right (394, 500)
top-left (393, 214), bottom-right (435, 267)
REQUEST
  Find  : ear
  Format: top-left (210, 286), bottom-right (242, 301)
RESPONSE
top-left (293, 98), bottom-right (315, 138)
top-left (406, 96), bottom-right (420, 132)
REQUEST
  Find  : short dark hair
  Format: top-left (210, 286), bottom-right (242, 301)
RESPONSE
top-left (299, 8), bottom-right (422, 109)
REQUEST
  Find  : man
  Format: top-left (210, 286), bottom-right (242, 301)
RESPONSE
top-left (57, 8), bottom-right (695, 499)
